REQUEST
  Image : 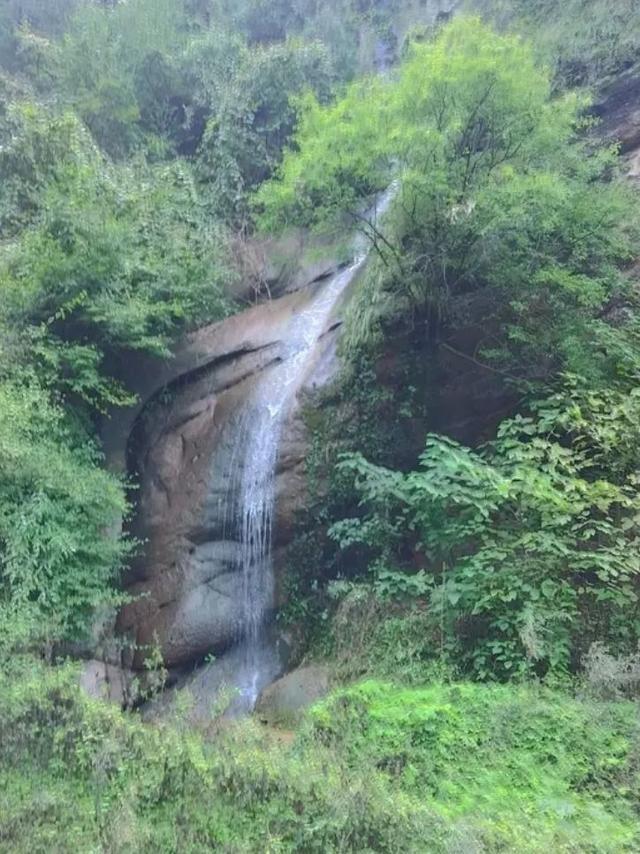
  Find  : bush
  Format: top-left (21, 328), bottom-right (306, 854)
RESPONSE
top-left (0, 657), bottom-right (450, 853)
top-left (3, 657), bottom-right (638, 852)
top-left (0, 380), bottom-right (130, 643)
top-left (330, 382), bottom-right (640, 679)
top-left (582, 642), bottom-right (640, 701)
top-left (305, 680), bottom-right (640, 852)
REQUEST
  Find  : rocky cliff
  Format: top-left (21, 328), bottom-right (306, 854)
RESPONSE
top-left (103, 250), bottom-right (346, 675)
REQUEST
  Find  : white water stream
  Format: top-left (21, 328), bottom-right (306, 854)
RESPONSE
top-left (192, 187), bottom-right (397, 716)
top-left (231, 259), bottom-right (370, 708)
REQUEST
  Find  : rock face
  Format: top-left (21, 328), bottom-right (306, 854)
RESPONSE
top-left (592, 65), bottom-right (640, 179)
top-left (594, 67), bottom-right (640, 152)
top-left (113, 278), bottom-right (345, 671)
top-left (79, 660), bottom-right (128, 706)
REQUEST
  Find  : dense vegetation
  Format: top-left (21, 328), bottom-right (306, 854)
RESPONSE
top-left (2, 660), bottom-right (639, 851)
top-left (0, 0), bottom-right (390, 652)
top-left (2, 1), bottom-right (640, 851)
top-left (261, 14), bottom-right (640, 682)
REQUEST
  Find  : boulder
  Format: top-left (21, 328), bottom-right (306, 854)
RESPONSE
top-left (79, 660), bottom-right (128, 707)
top-left (591, 65), bottom-right (640, 182)
top-left (593, 66), bottom-right (640, 154)
top-left (255, 664), bottom-right (331, 724)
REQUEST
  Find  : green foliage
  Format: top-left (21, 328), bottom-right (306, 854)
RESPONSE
top-left (208, 0), bottom-right (407, 78)
top-left (55, 0), bottom-right (191, 158)
top-left (0, 658), bottom-right (450, 853)
top-left (277, 343), bottom-right (432, 655)
top-left (2, 657), bottom-right (638, 853)
top-left (193, 33), bottom-right (334, 223)
top-left (326, 588), bottom-right (443, 684)
top-left (0, 102), bottom-right (98, 237)
top-left (0, 381), bottom-right (130, 643)
top-left (257, 15), bottom-right (577, 230)
top-left (268, 15), bottom-right (640, 690)
top-left (0, 7), bottom-right (240, 652)
top-left (306, 680), bottom-right (640, 852)
top-left (332, 383), bottom-right (640, 679)
top-left (255, 75), bottom-right (390, 231)
top-left (477, 0), bottom-right (640, 87)
top-left (0, 0), bottom-right (355, 173)
top-left (0, 0), bottom-right (448, 217)
top-left (1, 0), bottom-right (81, 38)
top-left (0, 100), bottom-right (232, 411)
top-left (3, 156), bottom-right (230, 354)
top-left (257, 17), bottom-right (636, 378)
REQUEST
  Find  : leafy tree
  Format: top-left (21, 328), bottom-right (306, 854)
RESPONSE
top-left (0, 378), bottom-right (130, 643)
top-left (55, 0), bottom-right (190, 157)
top-left (257, 17), bottom-right (637, 380)
top-left (0, 0), bottom-right (80, 72)
top-left (194, 35), bottom-right (334, 223)
top-left (0, 102), bottom-right (98, 237)
top-left (0, 102), bottom-right (232, 412)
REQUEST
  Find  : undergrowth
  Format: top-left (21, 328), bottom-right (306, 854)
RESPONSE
top-left (304, 680), bottom-right (640, 853)
top-left (2, 657), bottom-right (639, 853)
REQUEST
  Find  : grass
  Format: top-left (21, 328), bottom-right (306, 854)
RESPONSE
top-left (1, 657), bottom-right (639, 852)
top-left (304, 680), bottom-right (640, 852)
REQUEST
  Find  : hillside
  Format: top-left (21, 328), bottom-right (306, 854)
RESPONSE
top-left (1, 2), bottom-right (640, 851)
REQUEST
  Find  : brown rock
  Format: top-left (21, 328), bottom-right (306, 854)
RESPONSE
top-left (113, 282), bottom-right (345, 670)
top-left (255, 664), bottom-right (331, 724)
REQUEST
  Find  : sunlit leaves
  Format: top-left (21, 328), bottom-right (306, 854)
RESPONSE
top-left (0, 107), bottom-right (232, 409)
top-left (257, 17), bottom-right (637, 379)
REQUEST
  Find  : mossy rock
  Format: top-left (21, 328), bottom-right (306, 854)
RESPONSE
top-left (255, 664), bottom-right (330, 726)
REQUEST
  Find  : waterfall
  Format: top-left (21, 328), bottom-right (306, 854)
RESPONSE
top-left (186, 187), bottom-right (397, 716)
top-left (222, 260), bottom-right (365, 709)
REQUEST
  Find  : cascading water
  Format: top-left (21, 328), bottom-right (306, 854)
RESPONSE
top-left (226, 258), bottom-right (375, 709)
top-left (178, 187), bottom-right (396, 718)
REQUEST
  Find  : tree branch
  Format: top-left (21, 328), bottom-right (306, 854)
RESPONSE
top-left (439, 341), bottom-right (522, 382)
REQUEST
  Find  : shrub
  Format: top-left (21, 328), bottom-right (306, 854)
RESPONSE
top-left (331, 383), bottom-right (640, 679)
top-left (305, 680), bottom-right (640, 852)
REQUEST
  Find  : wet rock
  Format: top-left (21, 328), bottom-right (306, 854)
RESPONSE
top-left (226, 227), bottom-right (347, 303)
top-left (593, 65), bottom-right (640, 154)
top-left (258, 229), bottom-right (346, 297)
top-left (591, 65), bottom-right (640, 183)
top-left (113, 280), bottom-right (347, 670)
top-left (101, 283), bottom-right (323, 475)
top-left (255, 664), bottom-right (331, 724)
top-left (144, 638), bottom-right (285, 724)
